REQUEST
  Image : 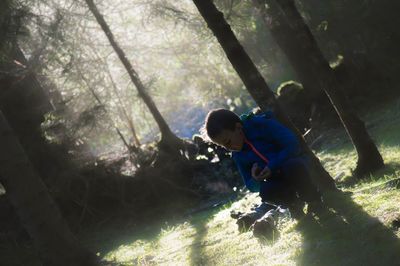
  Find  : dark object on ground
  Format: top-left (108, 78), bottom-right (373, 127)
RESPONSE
top-left (233, 202), bottom-right (284, 232)
top-left (252, 210), bottom-right (279, 239)
top-left (236, 210), bottom-right (266, 232)
top-left (234, 202), bottom-right (276, 232)
top-left (391, 218), bottom-right (400, 229)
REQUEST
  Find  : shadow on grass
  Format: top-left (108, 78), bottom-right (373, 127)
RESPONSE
top-left (80, 197), bottom-right (204, 261)
top-left (370, 161), bottom-right (400, 178)
top-left (81, 198), bottom-right (233, 265)
top-left (189, 214), bottom-right (209, 266)
top-left (296, 190), bottom-right (400, 266)
top-left (82, 215), bottom-right (168, 259)
top-left (339, 161), bottom-right (400, 187)
top-left (188, 205), bottom-right (230, 266)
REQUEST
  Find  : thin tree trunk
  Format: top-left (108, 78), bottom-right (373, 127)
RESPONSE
top-left (104, 62), bottom-right (141, 148)
top-left (78, 69), bottom-right (132, 152)
top-left (252, 0), bottom-right (320, 97)
top-left (85, 0), bottom-right (182, 153)
top-left (192, 0), bottom-right (336, 190)
top-left (252, 0), bottom-right (338, 129)
top-left (0, 110), bottom-right (98, 266)
top-left (88, 44), bottom-right (141, 148)
top-left (258, 0), bottom-right (384, 177)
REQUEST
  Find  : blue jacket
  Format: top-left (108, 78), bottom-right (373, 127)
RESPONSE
top-left (232, 112), bottom-right (303, 192)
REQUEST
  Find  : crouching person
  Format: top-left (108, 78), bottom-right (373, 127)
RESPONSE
top-left (202, 108), bottom-right (324, 224)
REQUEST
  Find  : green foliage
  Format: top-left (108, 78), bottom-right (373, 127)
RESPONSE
top-left (3, 0), bottom-right (399, 155)
top-left (13, 0), bottom-right (304, 154)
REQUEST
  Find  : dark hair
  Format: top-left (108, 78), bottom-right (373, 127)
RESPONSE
top-left (202, 108), bottom-right (241, 140)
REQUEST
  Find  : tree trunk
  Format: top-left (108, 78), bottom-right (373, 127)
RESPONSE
top-left (78, 68), bottom-right (133, 153)
top-left (87, 44), bottom-right (141, 148)
top-left (104, 61), bottom-right (141, 148)
top-left (0, 110), bottom-right (98, 266)
top-left (192, 0), bottom-right (336, 190)
top-left (0, 45), bottom-right (80, 184)
top-left (252, 0), bottom-right (320, 97)
top-left (258, 0), bottom-right (384, 177)
top-left (253, 0), bottom-right (339, 129)
top-left (84, 0), bottom-right (183, 154)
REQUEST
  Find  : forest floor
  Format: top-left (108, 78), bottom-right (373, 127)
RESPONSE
top-left (2, 98), bottom-right (400, 266)
top-left (84, 98), bottom-right (400, 266)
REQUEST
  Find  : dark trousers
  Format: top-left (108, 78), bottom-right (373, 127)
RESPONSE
top-left (259, 158), bottom-right (321, 206)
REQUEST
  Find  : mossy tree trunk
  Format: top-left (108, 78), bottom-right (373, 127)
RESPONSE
top-left (0, 110), bottom-right (98, 266)
top-left (256, 0), bottom-right (384, 177)
top-left (192, 0), bottom-right (336, 190)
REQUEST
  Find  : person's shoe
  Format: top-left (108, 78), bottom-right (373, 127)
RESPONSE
top-left (253, 202), bottom-right (276, 213)
top-left (252, 210), bottom-right (278, 239)
top-left (236, 210), bottom-right (264, 232)
top-left (236, 202), bottom-right (276, 232)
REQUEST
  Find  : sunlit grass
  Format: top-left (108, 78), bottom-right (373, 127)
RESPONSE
top-left (102, 197), bottom-right (304, 265)
top-left (105, 240), bottom-right (155, 265)
top-left (93, 99), bottom-right (400, 265)
top-left (100, 178), bottom-right (400, 265)
top-left (103, 223), bottom-right (199, 265)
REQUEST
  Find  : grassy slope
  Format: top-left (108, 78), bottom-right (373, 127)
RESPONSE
top-left (88, 98), bottom-right (400, 266)
top-left (2, 99), bottom-right (399, 266)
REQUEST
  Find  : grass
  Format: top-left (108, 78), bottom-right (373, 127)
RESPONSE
top-left (84, 98), bottom-right (400, 266)
top-left (1, 98), bottom-right (399, 266)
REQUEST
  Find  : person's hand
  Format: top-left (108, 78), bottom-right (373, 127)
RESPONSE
top-left (251, 163), bottom-right (271, 181)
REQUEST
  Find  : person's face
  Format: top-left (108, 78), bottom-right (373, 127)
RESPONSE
top-left (212, 122), bottom-right (244, 151)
